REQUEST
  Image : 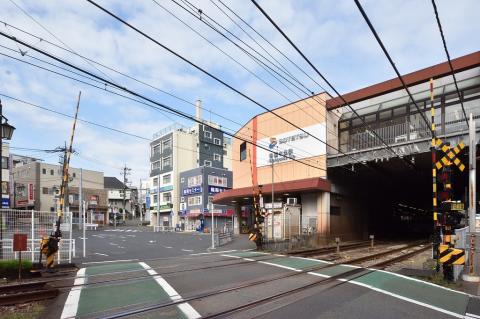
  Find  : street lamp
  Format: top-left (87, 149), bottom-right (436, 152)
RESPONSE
top-left (0, 99), bottom-right (16, 259)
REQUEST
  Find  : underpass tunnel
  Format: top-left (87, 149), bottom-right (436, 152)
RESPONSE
top-left (329, 147), bottom-right (474, 241)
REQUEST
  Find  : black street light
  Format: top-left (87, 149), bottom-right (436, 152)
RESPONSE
top-left (0, 99), bottom-right (15, 259)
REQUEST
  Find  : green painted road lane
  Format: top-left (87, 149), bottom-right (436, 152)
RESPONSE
top-left (351, 270), bottom-right (470, 316)
top-left (77, 262), bottom-right (186, 318)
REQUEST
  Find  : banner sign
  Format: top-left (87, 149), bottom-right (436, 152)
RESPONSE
top-left (208, 186), bottom-right (227, 194)
top-left (182, 186), bottom-right (202, 196)
top-left (256, 123), bottom-right (326, 167)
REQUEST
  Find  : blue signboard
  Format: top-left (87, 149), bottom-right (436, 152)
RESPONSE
top-left (146, 196), bottom-right (151, 209)
top-left (182, 186), bottom-right (202, 196)
top-left (1, 198), bottom-right (9, 208)
top-left (208, 186), bottom-right (227, 194)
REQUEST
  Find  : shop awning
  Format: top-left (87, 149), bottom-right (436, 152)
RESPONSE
top-left (213, 177), bottom-right (331, 205)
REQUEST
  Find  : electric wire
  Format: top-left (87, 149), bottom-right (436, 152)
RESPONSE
top-left (0, 20), bottom-right (329, 159)
top-left (85, 0), bottom-right (362, 169)
top-left (250, 0), bottom-right (414, 169)
top-left (430, 0), bottom-right (469, 127)
top-left (352, 0), bottom-right (432, 134)
top-left (0, 32), bottom-right (327, 172)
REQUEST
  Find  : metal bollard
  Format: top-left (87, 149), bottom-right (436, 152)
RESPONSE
top-left (370, 234), bottom-right (375, 249)
top-left (335, 237), bottom-right (340, 253)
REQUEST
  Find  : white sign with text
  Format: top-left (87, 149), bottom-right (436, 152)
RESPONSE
top-left (256, 123), bottom-right (326, 167)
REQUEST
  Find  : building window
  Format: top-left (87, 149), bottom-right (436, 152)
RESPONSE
top-left (152, 144), bottom-right (160, 156)
top-left (42, 187), bottom-right (49, 195)
top-left (72, 173), bottom-right (76, 178)
top-left (180, 177), bottom-right (185, 183)
top-left (50, 169), bottom-right (54, 175)
top-left (240, 142), bottom-right (247, 161)
top-left (208, 175), bottom-right (228, 187)
top-left (153, 177), bottom-right (158, 187)
top-left (2, 182), bottom-right (8, 195)
top-left (187, 196), bottom-right (202, 206)
top-left (163, 192), bottom-right (172, 203)
top-left (163, 174), bottom-right (171, 184)
top-left (188, 175), bottom-right (202, 187)
top-left (162, 139), bottom-right (171, 151)
top-left (204, 160), bottom-right (212, 167)
top-left (213, 138), bottom-right (221, 145)
top-left (208, 196), bottom-right (214, 204)
top-left (213, 154), bottom-right (221, 161)
top-left (153, 194), bottom-right (158, 203)
top-left (1, 156), bottom-right (8, 169)
top-left (204, 131), bottom-right (212, 139)
top-left (162, 156), bottom-right (171, 168)
top-left (223, 150), bottom-right (227, 155)
top-left (180, 196), bottom-right (185, 203)
top-left (152, 161), bottom-right (161, 171)
top-left (42, 168), bottom-right (46, 175)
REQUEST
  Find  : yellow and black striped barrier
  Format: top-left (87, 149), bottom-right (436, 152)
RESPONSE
top-left (434, 139), bottom-right (465, 172)
top-left (249, 233), bottom-right (257, 241)
top-left (439, 244), bottom-right (465, 265)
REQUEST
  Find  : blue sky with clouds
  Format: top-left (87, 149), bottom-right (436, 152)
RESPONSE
top-left (1, 0), bottom-right (479, 185)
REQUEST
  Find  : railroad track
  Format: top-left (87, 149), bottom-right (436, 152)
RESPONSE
top-left (96, 242), bottom-right (431, 319)
top-left (288, 241), bottom-right (371, 257)
top-left (0, 281), bottom-right (59, 306)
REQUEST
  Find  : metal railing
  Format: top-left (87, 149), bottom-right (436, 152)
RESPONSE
top-left (0, 209), bottom-right (73, 263)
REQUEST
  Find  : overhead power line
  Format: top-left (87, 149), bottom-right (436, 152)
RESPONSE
top-left (0, 31), bottom-right (327, 172)
top-left (0, 20), bottom-right (326, 159)
top-left (86, 0), bottom-right (362, 169)
top-left (250, 0), bottom-right (415, 170)
top-left (430, 0), bottom-right (468, 128)
top-left (352, 0), bottom-right (432, 134)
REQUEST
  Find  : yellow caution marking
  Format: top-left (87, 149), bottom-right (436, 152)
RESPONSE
top-left (439, 244), bottom-right (465, 265)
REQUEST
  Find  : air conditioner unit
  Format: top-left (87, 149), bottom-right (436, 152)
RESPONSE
top-left (286, 198), bottom-right (297, 205)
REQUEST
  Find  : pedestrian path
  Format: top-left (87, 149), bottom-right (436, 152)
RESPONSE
top-left (222, 251), bottom-right (476, 319)
top-left (61, 262), bottom-right (200, 318)
top-left (104, 229), bottom-right (143, 232)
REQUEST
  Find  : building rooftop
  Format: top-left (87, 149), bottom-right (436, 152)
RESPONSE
top-left (104, 177), bottom-right (128, 190)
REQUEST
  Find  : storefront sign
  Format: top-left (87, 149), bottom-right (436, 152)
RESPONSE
top-left (182, 186), bottom-right (202, 196)
top-left (158, 204), bottom-right (172, 211)
top-left (2, 197), bottom-right (9, 208)
top-left (265, 202), bottom-right (283, 209)
top-left (208, 186), bottom-right (227, 194)
top-left (15, 183), bottom-right (34, 207)
top-left (151, 185), bottom-right (174, 193)
top-left (256, 123), bottom-right (326, 167)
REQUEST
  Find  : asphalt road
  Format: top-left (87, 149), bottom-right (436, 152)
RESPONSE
top-left (45, 227), bottom-right (479, 319)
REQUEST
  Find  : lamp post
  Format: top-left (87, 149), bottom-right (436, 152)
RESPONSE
top-left (0, 99), bottom-right (16, 259)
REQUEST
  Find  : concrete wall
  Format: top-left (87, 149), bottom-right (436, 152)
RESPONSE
top-left (329, 192), bottom-right (367, 241)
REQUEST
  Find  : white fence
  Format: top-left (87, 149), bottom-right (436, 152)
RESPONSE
top-left (0, 209), bottom-right (74, 264)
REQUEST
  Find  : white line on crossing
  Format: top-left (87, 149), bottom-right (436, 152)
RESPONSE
top-left (60, 268), bottom-right (85, 319)
top-left (82, 259), bottom-right (138, 265)
top-left (181, 249), bottom-right (194, 252)
top-left (189, 250), bottom-right (237, 256)
top-left (258, 261), bottom-right (302, 272)
top-left (94, 253), bottom-right (109, 256)
top-left (139, 262), bottom-right (201, 319)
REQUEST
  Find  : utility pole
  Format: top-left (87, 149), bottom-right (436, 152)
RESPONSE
top-left (79, 168), bottom-right (83, 230)
top-left (269, 137), bottom-right (277, 241)
top-left (139, 178), bottom-right (142, 222)
top-left (121, 165), bottom-right (131, 222)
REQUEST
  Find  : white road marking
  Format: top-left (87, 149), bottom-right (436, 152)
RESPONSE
top-left (118, 246), bottom-right (125, 249)
top-left (465, 313), bottom-right (480, 319)
top-left (189, 249), bottom-right (237, 256)
top-left (164, 246), bottom-right (173, 249)
top-left (78, 237), bottom-right (88, 240)
top-left (181, 249), bottom-right (194, 252)
top-left (82, 259), bottom-right (138, 265)
top-left (149, 240), bottom-right (156, 243)
top-left (109, 243), bottom-right (118, 246)
top-left (139, 262), bottom-right (201, 319)
top-left (94, 253), bottom-right (109, 256)
top-left (243, 258), bottom-right (255, 261)
top-left (258, 261), bottom-right (302, 272)
top-left (222, 254), bottom-right (242, 259)
top-left (289, 256), bottom-right (333, 264)
top-left (60, 268), bottom-right (85, 319)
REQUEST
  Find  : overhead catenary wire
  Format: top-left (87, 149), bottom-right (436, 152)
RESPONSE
top-left (168, 0), bottom-right (339, 123)
top-left (430, 0), bottom-right (468, 128)
top-left (0, 31), bottom-right (328, 172)
top-left (352, 0), bottom-right (432, 134)
top-left (0, 46), bottom-right (320, 162)
top-left (85, 0), bottom-right (363, 169)
top-left (0, 20), bottom-right (329, 160)
top-left (152, 0), bottom-right (338, 139)
top-left (249, 0), bottom-right (415, 170)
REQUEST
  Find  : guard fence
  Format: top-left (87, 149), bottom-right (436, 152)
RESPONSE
top-left (0, 209), bottom-right (74, 264)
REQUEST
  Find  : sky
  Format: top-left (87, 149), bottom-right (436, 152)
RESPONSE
top-left (0, 0), bottom-right (479, 186)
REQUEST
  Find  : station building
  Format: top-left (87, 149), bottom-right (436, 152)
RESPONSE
top-left (215, 50), bottom-right (480, 240)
